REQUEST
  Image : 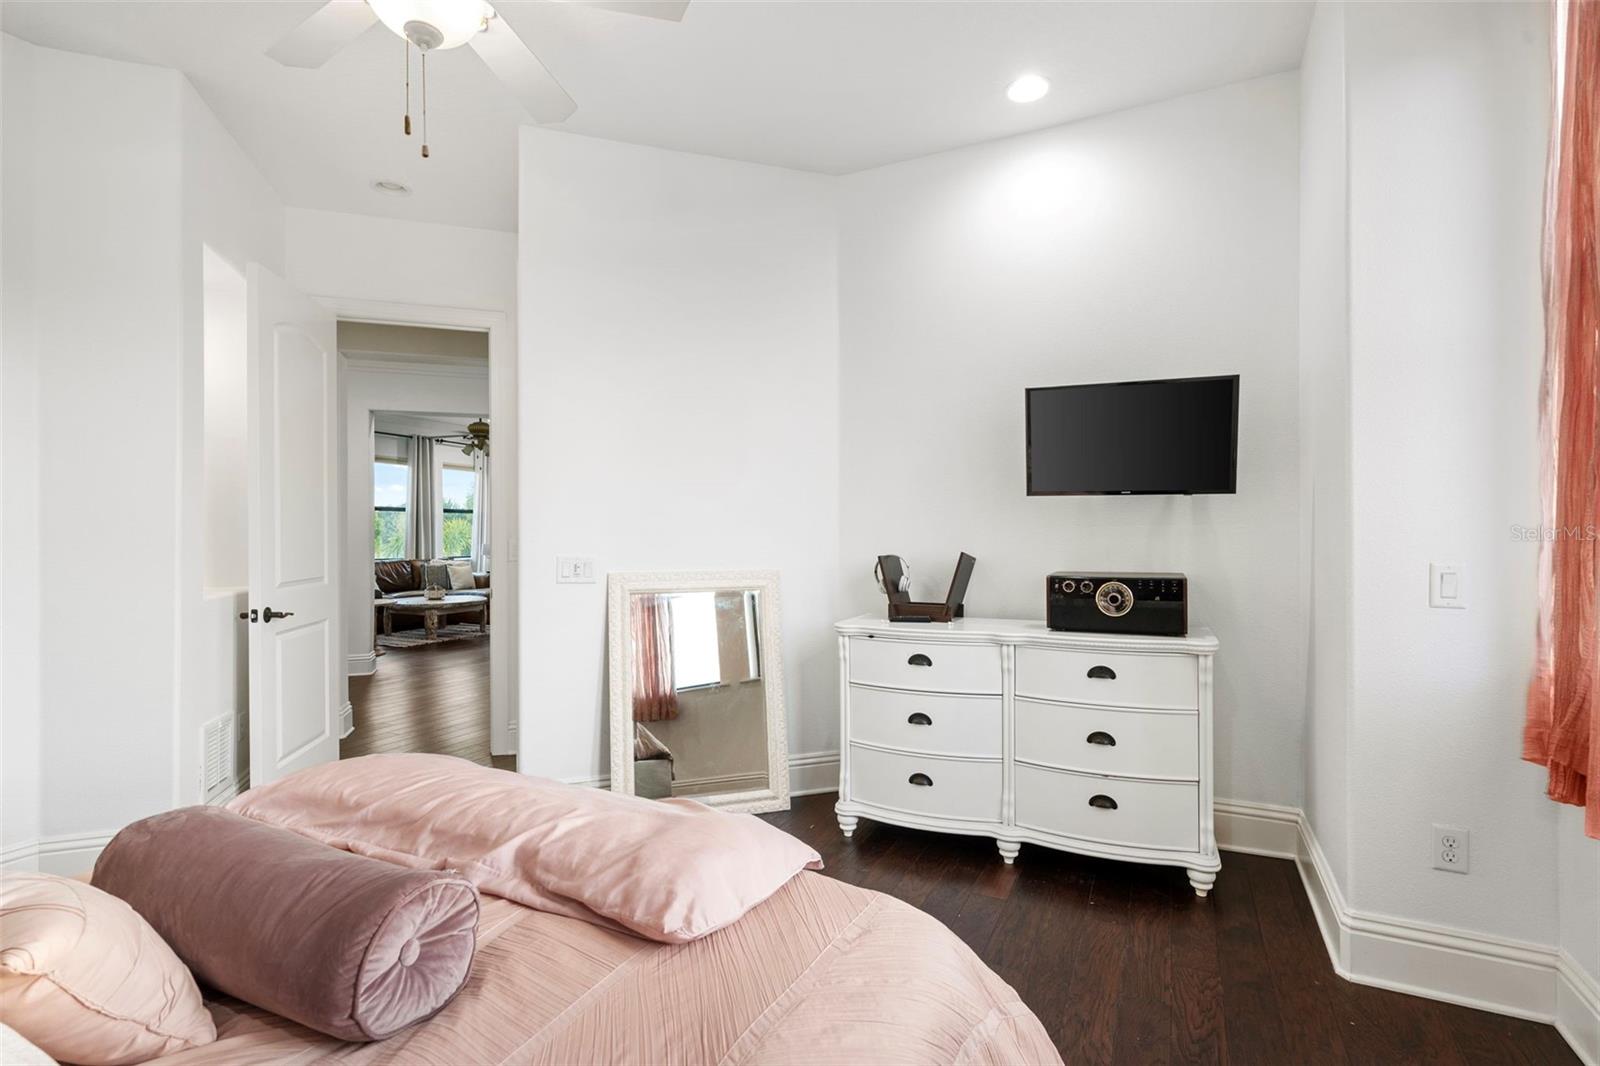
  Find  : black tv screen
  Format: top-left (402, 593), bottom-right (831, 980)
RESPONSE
top-left (1026, 375), bottom-right (1239, 495)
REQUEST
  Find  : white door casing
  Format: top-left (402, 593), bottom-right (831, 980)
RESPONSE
top-left (247, 264), bottom-right (341, 786)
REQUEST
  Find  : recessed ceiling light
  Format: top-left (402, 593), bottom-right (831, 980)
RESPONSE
top-left (373, 179), bottom-right (412, 196)
top-left (1006, 73), bottom-right (1050, 104)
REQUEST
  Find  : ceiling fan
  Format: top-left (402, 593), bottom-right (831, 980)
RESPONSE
top-left (267, 0), bottom-right (688, 155)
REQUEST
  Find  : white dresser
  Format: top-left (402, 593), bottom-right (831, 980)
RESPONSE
top-left (835, 615), bottom-right (1221, 896)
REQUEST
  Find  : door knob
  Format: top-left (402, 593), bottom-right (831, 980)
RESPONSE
top-left (238, 609), bottom-right (258, 623)
top-left (262, 607), bottom-right (295, 623)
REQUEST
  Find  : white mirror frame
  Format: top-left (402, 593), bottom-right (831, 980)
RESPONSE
top-left (607, 570), bottom-right (790, 814)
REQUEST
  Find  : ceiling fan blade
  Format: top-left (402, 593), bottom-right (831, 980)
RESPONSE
top-left (469, 16), bottom-right (577, 124)
top-left (267, 1), bottom-right (379, 69)
top-left (563, 0), bottom-right (690, 21)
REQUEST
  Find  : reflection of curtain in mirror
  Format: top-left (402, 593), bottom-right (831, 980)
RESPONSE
top-left (470, 451), bottom-right (491, 572)
top-left (633, 594), bottom-right (679, 721)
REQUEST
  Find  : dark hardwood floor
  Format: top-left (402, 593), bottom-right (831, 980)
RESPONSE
top-left (759, 793), bottom-right (1579, 1066)
top-left (343, 638), bottom-right (514, 770)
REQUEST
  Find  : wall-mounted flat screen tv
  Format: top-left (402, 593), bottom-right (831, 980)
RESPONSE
top-left (1026, 374), bottom-right (1239, 495)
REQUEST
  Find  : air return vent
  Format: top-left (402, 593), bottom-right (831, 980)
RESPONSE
top-left (202, 714), bottom-right (236, 803)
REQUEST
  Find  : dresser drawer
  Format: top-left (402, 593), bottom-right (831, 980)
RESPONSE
top-left (849, 745), bottom-right (1001, 823)
top-left (1016, 698), bottom-right (1197, 780)
top-left (849, 637), bottom-right (1001, 695)
top-left (849, 686), bottom-right (1001, 758)
top-left (1014, 764), bottom-right (1198, 851)
top-left (1015, 647), bottom-right (1197, 710)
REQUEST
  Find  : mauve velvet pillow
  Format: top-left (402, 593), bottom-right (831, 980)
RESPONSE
top-left (92, 806), bottom-right (479, 1042)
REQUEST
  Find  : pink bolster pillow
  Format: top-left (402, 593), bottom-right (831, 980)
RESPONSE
top-left (91, 806), bottom-right (479, 1042)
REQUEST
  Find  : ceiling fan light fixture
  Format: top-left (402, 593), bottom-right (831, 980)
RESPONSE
top-left (368, 0), bottom-right (492, 51)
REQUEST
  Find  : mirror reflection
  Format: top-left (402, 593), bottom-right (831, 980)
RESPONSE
top-left (629, 589), bottom-right (766, 801)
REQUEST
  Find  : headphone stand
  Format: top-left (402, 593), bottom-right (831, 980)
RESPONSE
top-left (877, 552), bottom-right (976, 623)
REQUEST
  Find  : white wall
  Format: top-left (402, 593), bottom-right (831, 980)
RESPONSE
top-left (2, 37), bottom-right (186, 846)
top-left (1, 33), bottom-right (42, 862)
top-left (285, 209), bottom-right (516, 312)
top-left (838, 74), bottom-right (1304, 806)
top-left (1342, 0), bottom-right (1556, 946)
top-left (177, 83), bottom-right (285, 806)
top-left (0, 36), bottom-right (286, 857)
top-left (202, 249), bottom-right (248, 593)
top-left (342, 362), bottom-right (489, 672)
top-left (517, 128), bottom-right (839, 782)
top-left (1297, 0), bottom-right (1352, 891)
top-left (1298, 7), bottom-right (1595, 1049)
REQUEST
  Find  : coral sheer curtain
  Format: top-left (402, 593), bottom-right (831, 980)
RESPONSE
top-left (1524, 0), bottom-right (1599, 838)
top-left (632, 594), bottom-right (680, 722)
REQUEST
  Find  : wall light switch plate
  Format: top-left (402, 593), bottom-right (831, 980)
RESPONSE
top-left (556, 556), bottom-right (595, 584)
top-left (1429, 563), bottom-right (1465, 609)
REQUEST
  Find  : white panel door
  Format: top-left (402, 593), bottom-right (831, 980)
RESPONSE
top-left (247, 264), bottom-right (340, 787)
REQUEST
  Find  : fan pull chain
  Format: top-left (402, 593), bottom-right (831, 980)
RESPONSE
top-left (404, 42), bottom-right (412, 135)
top-left (420, 50), bottom-right (430, 158)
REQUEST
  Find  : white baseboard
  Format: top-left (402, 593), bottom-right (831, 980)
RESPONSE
top-left (347, 652), bottom-right (377, 677)
top-left (339, 700), bottom-right (355, 739)
top-left (1294, 810), bottom-right (1597, 1064)
top-left (1214, 798), bottom-right (1301, 858)
top-left (789, 751), bottom-right (840, 797)
top-left (1559, 949), bottom-right (1600, 1066)
top-left (1, 831), bottom-right (117, 876)
top-left (563, 751), bottom-right (843, 796)
top-left (0, 839), bottom-right (38, 871)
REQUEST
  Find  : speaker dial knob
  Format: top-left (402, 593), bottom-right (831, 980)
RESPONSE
top-left (1095, 580), bottom-right (1134, 617)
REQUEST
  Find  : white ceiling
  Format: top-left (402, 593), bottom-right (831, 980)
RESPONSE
top-left (2, 0), bottom-right (1312, 233)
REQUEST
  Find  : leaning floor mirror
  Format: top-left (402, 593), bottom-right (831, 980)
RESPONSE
top-left (607, 570), bottom-right (789, 814)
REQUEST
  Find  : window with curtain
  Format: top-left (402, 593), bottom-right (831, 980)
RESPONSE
top-left (440, 464), bottom-right (475, 559)
top-left (372, 458), bottom-right (409, 560)
top-left (1523, 0), bottom-right (1598, 838)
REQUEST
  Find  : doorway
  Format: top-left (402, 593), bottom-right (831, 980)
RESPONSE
top-left (337, 322), bottom-right (513, 770)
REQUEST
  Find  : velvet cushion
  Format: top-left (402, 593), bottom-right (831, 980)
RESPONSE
top-left (0, 873), bottom-right (216, 1065)
top-left (91, 807), bottom-right (479, 1042)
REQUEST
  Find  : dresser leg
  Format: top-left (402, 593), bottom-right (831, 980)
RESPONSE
top-left (997, 840), bottom-right (1021, 865)
top-left (1187, 868), bottom-right (1217, 898)
top-left (836, 812), bottom-right (859, 839)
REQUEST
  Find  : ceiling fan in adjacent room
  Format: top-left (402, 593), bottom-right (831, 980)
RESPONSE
top-left (266, 0), bottom-right (688, 156)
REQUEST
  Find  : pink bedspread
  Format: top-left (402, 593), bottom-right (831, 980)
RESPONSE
top-left (144, 872), bottom-right (1060, 1066)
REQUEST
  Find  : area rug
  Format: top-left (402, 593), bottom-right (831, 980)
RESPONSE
top-left (377, 623), bottom-right (491, 650)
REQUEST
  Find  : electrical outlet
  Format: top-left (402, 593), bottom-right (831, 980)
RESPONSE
top-left (1432, 824), bottom-right (1470, 873)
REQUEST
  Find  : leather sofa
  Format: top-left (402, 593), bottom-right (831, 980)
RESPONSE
top-left (374, 560), bottom-right (490, 632)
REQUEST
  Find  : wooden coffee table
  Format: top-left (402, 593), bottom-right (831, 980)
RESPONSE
top-left (383, 595), bottom-right (488, 641)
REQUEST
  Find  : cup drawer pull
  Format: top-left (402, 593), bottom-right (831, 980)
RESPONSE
top-left (1086, 665), bottom-right (1117, 680)
top-left (907, 712), bottom-right (933, 726)
top-left (1086, 731), bottom-right (1117, 746)
top-left (908, 772), bottom-right (933, 787)
top-left (907, 653), bottom-right (933, 667)
top-left (1088, 794), bottom-right (1118, 810)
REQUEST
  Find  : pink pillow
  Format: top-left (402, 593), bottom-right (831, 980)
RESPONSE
top-left (0, 873), bottom-right (216, 1065)
top-left (92, 806), bottom-right (479, 1042)
top-left (229, 753), bottom-right (822, 942)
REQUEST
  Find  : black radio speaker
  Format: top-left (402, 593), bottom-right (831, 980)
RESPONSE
top-left (1047, 572), bottom-right (1187, 637)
